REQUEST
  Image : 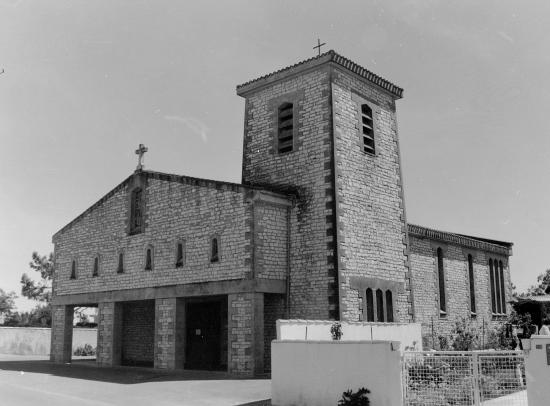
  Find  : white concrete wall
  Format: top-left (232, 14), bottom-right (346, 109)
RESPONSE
top-left (272, 340), bottom-right (402, 406)
top-left (525, 335), bottom-right (550, 406)
top-left (277, 319), bottom-right (421, 351)
top-left (0, 327), bottom-right (97, 355)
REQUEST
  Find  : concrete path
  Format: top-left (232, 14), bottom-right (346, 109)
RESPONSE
top-left (0, 355), bottom-right (271, 406)
top-left (481, 390), bottom-right (527, 406)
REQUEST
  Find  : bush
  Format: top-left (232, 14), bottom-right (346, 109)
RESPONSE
top-left (73, 344), bottom-right (96, 356)
top-left (338, 387), bottom-right (370, 406)
top-left (331, 322), bottom-right (343, 340)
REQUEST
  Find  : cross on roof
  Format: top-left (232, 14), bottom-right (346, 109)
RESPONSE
top-left (313, 38), bottom-right (326, 56)
top-left (135, 143), bottom-right (148, 171)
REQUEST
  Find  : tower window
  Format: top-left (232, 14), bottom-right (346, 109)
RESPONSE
top-left (175, 241), bottom-right (185, 268)
top-left (70, 260), bottom-right (76, 279)
top-left (277, 103), bottom-right (294, 154)
top-left (468, 254), bottom-right (476, 314)
top-left (365, 288), bottom-right (374, 322)
top-left (385, 290), bottom-right (394, 322)
top-left (376, 289), bottom-right (384, 322)
top-left (361, 104), bottom-right (375, 154)
top-left (145, 246), bottom-right (153, 270)
top-left (437, 247), bottom-right (446, 314)
top-left (117, 252), bottom-right (124, 274)
top-left (130, 188), bottom-right (144, 235)
top-left (211, 237), bottom-right (219, 263)
top-left (93, 256), bottom-right (99, 277)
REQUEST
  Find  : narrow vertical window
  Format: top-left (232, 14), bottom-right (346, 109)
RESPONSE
top-left (277, 103), bottom-right (294, 153)
top-left (93, 256), bottom-right (99, 277)
top-left (70, 260), bottom-right (76, 279)
top-left (494, 258), bottom-right (502, 314)
top-left (499, 260), bottom-right (506, 314)
top-left (211, 237), bottom-right (219, 263)
top-left (366, 288), bottom-right (374, 322)
top-left (437, 248), bottom-right (446, 313)
top-left (117, 252), bottom-right (124, 274)
top-left (145, 247), bottom-right (153, 270)
top-left (376, 289), bottom-right (384, 322)
top-left (130, 188), bottom-right (143, 234)
top-left (489, 259), bottom-right (496, 313)
top-left (175, 242), bottom-right (184, 268)
top-left (468, 254), bottom-right (476, 314)
top-left (361, 104), bottom-right (375, 154)
top-left (385, 290), bottom-right (394, 322)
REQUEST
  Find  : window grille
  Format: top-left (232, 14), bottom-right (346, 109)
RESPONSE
top-left (361, 104), bottom-right (375, 154)
top-left (277, 103), bottom-right (294, 153)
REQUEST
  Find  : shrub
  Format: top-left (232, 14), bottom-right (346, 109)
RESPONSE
top-left (338, 387), bottom-right (370, 406)
top-left (73, 344), bottom-right (96, 356)
top-left (331, 321), bottom-right (343, 340)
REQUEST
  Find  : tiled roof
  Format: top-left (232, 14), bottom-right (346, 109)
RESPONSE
top-left (236, 50), bottom-right (403, 98)
top-left (515, 295), bottom-right (550, 303)
top-left (407, 223), bottom-right (513, 256)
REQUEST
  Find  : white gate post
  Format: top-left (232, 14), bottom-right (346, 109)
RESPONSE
top-left (472, 353), bottom-right (481, 406)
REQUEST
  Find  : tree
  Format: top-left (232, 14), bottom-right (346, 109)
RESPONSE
top-left (525, 269), bottom-right (550, 296)
top-left (0, 288), bottom-right (17, 316)
top-left (20, 251), bottom-right (53, 303)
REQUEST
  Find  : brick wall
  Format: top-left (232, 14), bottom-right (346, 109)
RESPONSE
top-left (409, 235), bottom-right (511, 348)
top-left (121, 300), bottom-right (155, 366)
top-left (240, 66), bottom-right (338, 319)
top-left (331, 69), bottom-right (411, 323)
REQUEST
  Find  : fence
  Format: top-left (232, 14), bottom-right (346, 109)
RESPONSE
top-left (402, 351), bottom-right (526, 406)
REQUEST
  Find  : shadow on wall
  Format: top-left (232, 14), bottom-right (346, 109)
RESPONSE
top-left (0, 359), bottom-right (270, 385)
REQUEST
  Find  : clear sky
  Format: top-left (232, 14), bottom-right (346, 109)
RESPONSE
top-left (1, 0), bottom-right (549, 311)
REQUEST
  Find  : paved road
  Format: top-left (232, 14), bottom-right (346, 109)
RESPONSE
top-left (0, 355), bottom-right (271, 406)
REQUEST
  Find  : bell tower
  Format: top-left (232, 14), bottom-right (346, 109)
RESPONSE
top-left (237, 51), bottom-right (413, 323)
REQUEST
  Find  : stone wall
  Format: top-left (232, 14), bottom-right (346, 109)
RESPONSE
top-left (53, 173), bottom-right (289, 298)
top-left (121, 300), bottom-right (155, 366)
top-left (331, 68), bottom-right (411, 323)
top-left (409, 234), bottom-right (511, 348)
top-left (240, 65), bottom-right (338, 319)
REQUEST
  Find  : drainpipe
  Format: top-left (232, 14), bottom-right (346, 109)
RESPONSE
top-left (285, 204), bottom-right (292, 318)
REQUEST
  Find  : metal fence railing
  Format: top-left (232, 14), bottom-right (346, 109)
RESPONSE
top-left (402, 351), bottom-right (526, 406)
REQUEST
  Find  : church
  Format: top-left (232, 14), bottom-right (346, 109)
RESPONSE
top-left (50, 50), bottom-right (513, 376)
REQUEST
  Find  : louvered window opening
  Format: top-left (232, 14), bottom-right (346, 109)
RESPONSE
top-left (278, 103), bottom-right (293, 154)
top-left (361, 104), bottom-right (375, 154)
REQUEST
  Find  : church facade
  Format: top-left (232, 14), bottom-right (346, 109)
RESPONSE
top-left (50, 51), bottom-right (513, 375)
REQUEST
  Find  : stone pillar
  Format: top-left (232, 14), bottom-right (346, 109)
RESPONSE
top-left (50, 305), bottom-right (74, 363)
top-left (228, 292), bottom-right (264, 376)
top-left (154, 297), bottom-right (185, 369)
top-left (96, 301), bottom-right (122, 367)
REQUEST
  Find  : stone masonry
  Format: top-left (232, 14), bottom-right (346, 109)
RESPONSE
top-left (51, 50), bottom-right (513, 373)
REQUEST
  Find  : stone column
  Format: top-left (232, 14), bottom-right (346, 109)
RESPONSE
top-left (154, 297), bottom-right (185, 369)
top-left (228, 292), bottom-right (264, 376)
top-left (96, 301), bottom-right (122, 367)
top-left (50, 305), bottom-right (74, 363)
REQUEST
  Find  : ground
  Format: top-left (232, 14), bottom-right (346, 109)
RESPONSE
top-left (0, 355), bottom-right (271, 406)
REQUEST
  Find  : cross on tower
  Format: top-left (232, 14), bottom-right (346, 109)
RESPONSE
top-left (135, 143), bottom-right (148, 171)
top-left (313, 38), bottom-right (326, 56)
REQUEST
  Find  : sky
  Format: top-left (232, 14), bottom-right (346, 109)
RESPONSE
top-left (1, 0), bottom-right (549, 311)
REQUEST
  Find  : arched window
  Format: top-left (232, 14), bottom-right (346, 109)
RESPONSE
top-left (499, 261), bottom-right (506, 313)
top-left (175, 241), bottom-right (184, 268)
top-left (468, 254), bottom-right (476, 314)
top-left (361, 104), bottom-right (375, 154)
top-left (211, 237), bottom-right (219, 262)
top-left (277, 103), bottom-right (294, 154)
top-left (494, 259), bottom-right (502, 314)
top-left (93, 256), bottom-right (99, 277)
top-left (130, 188), bottom-right (144, 235)
top-left (385, 290), bottom-right (394, 322)
top-left (70, 260), bottom-right (76, 279)
top-left (437, 248), bottom-right (446, 313)
top-left (366, 288), bottom-right (374, 322)
top-left (489, 259), bottom-right (496, 313)
top-left (117, 252), bottom-right (124, 274)
top-left (145, 246), bottom-right (153, 270)
top-left (376, 289), bottom-right (384, 322)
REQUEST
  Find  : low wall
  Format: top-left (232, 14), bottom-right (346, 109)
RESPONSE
top-left (276, 319), bottom-right (422, 350)
top-left (0, 327), bottom-right (97, 355)
top-left (271, 340), bottom-right (403, 406)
